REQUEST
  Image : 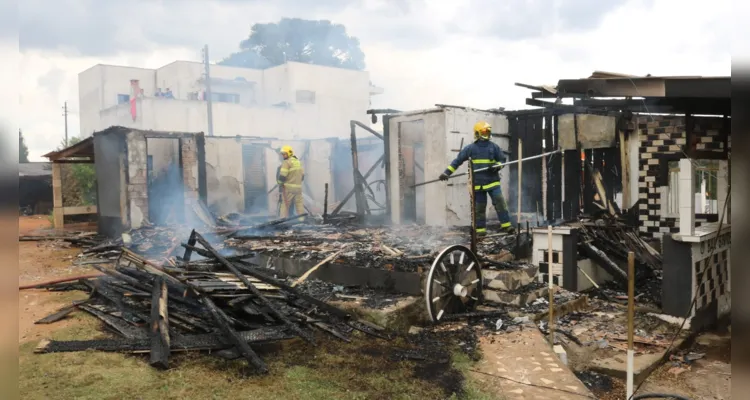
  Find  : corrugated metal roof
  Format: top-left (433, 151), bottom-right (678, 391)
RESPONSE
top-left (19, 162), bottom-right (52, 177)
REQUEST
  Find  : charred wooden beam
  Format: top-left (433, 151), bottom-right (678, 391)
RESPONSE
top-left (34, 300), bottom-right (88, 324)
top-left (192, 231), bottom-right (320, 343)
top-left (201, 295), bottom-right (268, 373)
top-left (78, 304), bottom-right (147, 340)
top-left (149, 276), bottom-right (170, 369)
top-left (579, 242), bottom-right (628, 284)
top-left (35, 327), bottom-right (292, 354)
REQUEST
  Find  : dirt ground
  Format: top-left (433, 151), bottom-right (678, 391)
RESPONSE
top-left (18, 216), bottom-right (99, 343)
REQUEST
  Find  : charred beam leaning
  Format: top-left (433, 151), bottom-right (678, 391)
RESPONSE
top-left (191, 231), bottom-right (318, 344)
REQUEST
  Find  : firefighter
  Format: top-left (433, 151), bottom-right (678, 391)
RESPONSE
top-left (439, 121), bottom-right (514, 236)
top-left (277, 145), bottom-right (305, 220)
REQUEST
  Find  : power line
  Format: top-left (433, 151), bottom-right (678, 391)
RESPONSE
top-left (468, 369), bottom-right (597, 398)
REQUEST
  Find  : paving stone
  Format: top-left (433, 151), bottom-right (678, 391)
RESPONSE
top-left (470, 329), bottom-right (593, 399)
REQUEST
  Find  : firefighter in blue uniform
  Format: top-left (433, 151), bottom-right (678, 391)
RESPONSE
top-left (439, 121), bottom-right (514, 236)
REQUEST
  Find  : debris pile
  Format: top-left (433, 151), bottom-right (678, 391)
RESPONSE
top-left (31, 229), bottom-right (391, 374)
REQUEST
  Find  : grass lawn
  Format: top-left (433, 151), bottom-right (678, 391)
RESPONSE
top-left (19, 312), bottom-right (498, 400)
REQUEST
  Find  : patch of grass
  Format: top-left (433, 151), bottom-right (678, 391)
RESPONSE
top-left (21, 313), bottom-right (496, 400)
top-left (449, 352), bottom-right (499, 400)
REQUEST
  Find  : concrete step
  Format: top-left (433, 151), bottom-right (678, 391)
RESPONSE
top-left (482, 265), bottom-right (539, 291)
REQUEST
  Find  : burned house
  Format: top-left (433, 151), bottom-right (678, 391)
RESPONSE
top-left (516, 72), bottom-right (731, 330)
top-left (45, 126), bottom-right (385, 236)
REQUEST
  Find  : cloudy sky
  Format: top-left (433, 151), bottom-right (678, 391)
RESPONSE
top-left (10, 0), bottom-right (731, 161)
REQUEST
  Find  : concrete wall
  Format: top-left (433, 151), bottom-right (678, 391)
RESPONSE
top-left (204, 137), bottom-right (245, 215)
top-left (79, 65), bottom-right (157, 137)
top-left (388, 108), bottom-right (509, 227)
top-left (123, 130), bottom-right (203, 229)
top-left (99, 97), bottom-right (358, 140)
top-left (81, 61), bottom-right (376, 140)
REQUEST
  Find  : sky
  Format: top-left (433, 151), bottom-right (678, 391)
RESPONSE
top-left (8, 0), bottom-right (732, 161)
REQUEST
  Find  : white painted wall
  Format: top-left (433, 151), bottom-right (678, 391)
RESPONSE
top-left (204, 137), bottom-right (245, 215)
top-left (80, 61), bottom-right (377, 140)
top-left (388, 107), bottom-right (510, 227)
top-left (79, 64), bottom-right (156, 137)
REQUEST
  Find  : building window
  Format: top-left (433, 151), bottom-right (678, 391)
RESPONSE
top-left (210, 92), bottom-right (240, 104)
top-left (663, 160), bottom-right (720, 217)
top-left (117, 94), bottom-right (130, 104)
top-left (296, 90), bottom-right (316, 104)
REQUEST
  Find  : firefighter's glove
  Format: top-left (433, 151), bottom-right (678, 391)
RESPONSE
top-left (439, 173), bottom-right (449, 181)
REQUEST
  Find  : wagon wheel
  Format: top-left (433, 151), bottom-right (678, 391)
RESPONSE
top-left (424, 245), bottom-right (484, 322)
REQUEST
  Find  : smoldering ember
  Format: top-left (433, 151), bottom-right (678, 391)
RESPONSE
top-left (19, 73), bottom-right (731, 400)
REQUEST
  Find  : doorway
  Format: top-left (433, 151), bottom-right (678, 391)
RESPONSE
top-left (146, 138), bottom-right (183, 225)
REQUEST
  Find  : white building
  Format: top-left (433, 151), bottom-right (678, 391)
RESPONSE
top-left (78, 60), bottom-right (384, 140)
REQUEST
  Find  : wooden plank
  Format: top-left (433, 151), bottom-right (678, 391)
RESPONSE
top-left (201, 295), bottom-right (268, 373)
top-left (35, 327), bottom-right (292, 354)
top-left (149, 276), bottom-right (170, 369)
top-left (193, 232), bottom-right (317, 344)
top-left (52, 163), bottom-right (64, 228)
top-left (62, 205), bottom-right (98, 215)
top-left (34, 300), bottom-right (87, 324)
top-left (620, 130), bottom-right (630, 209)
top-left (78, 304), bottom-right (147, 340)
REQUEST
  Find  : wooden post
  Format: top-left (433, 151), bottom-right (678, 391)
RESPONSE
top-left (547, 225), bottom-right (554, 345)
top-left (542, 150), bottom-right (547, 221)
top-left (149, 276), bottom-right (170, 369)
top-left (51, 163), bottom-right (64, 228)
top-left (626, 251), bottom-right (635, 398)
top-left (517, 139), bottom-right (523, 225)
top-left (619, 130), bottom-right (630, 209)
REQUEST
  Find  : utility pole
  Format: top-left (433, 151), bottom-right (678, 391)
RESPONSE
top-left (62, 101), bottom-right (69, 146)
top-left (202, 45), bottom-right (214, 136)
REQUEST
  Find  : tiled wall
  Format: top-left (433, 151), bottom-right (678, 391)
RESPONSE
top-left (635, 116), bottom-right (728, 239)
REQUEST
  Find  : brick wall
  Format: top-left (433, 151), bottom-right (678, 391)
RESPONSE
top-left (636, 116), bottom-right (728, 239)
top-left (126, 132), bottom-right (149, 228)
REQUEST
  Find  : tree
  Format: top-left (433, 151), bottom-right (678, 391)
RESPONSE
top-left (219, 18), bottom-right (366, 70)
top-left (56, 137), bottom-right (96, 206)
top-left (19, 129), bottom-right (29, 163)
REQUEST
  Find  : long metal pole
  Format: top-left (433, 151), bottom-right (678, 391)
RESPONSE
top-left (62, 102), bottom-right (68, 146)
top-left (626, 251), bottom-right (635, 398)
top-left (203, 45), bottom-right (214, 136)
top-left (411, 149), bottom-right (561, 188)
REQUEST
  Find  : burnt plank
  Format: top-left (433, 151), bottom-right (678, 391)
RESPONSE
top-left (192, 232), bottom-right (318, 343)
top-left (201, 295), bottom-right (268, 373)
top-left (78, 304), bottom-right (147, 340)
top-left (149, 276), bottom-right (170, 370)
top-left (35, 327), bottom-right (293, 354)
top-left (34, 300), bottom-right (88, 324)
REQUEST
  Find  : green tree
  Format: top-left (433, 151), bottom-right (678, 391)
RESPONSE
top-left (57, 137), bottom-right (96, 206)
top-left (19, 129), bottom-right (29, 163)
top-left (219, 18), bottom-right (366, 70)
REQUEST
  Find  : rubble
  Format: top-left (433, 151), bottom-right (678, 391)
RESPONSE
top-left (29, 229), bottom-right (393, 374)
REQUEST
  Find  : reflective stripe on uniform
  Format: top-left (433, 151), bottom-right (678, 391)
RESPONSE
top-left (471, 159), bottom-right (494, 164)
top-left (500, 222), bottom-right (512, 228)
top-left (284, 183), bottom-right (302, 188)
top-left (474, 181), bottom-right (501, 190)
top-left (476, 228), bottom-right (486, 233)
top-left (447, 166), bottom-right (456, 173)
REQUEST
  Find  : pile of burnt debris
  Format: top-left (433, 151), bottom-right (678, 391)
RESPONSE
top-left (28, 229), bottom-right (392, 373)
